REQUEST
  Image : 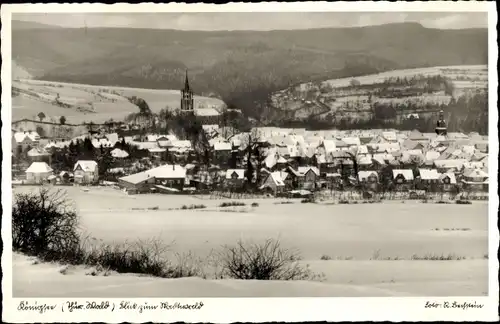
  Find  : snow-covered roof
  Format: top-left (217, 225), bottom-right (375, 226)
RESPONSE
top-left (425, 151), bottom-right (441, 162)
top-left (194, 108), bottom-right (220, 117)
top-left (342, 137), bottom-right (361, 146)
top-left (358, 156), bottom-right (373, 165)
top-left (149, 147), bottom-right (166, 153)
top-left (27, 147), bottom-right (50, 157)
top-left (119, 171), bottom-right (151, 185)
top-left (463, 161), bottom-right (484, 170)
top-left (147, 164), bottom-right (187, 179)
top-left (392, 169), bottom-right (414, 181)
top-left (214, 142), bottom-right (232, 151)
top-left (439, 172), bottom-right (457, 184)
top-left (358, 171), bottom-right (378, 181)
top-left (382, 131), bottom-right (397, 141)
top-left (26, 162), bottom-right (53, 173)
top-left (172, 140), bottom-right (192, 149)
top-left (268, 171), bottom-right (286, 186)
top-left (14, 131), bottom-right (40, 143)
top-left (463, 169), bottom-right (488, 179)
top-left (225, 169), bottom-right (245, 180)
top-left (418, 169), bottom-right (440, 180)
top-left (357, 145), bottom-right (368, 155)
top-left (111, 148), bottom-right (129, 158)
top-left (433, 159), bottom-right (467, 169)
top-left (322, 140), bottom-right (336, 153)
top-left (74, 160), bottom-right (98, 172)
top-left (297, 166), bottom-right (320, 176)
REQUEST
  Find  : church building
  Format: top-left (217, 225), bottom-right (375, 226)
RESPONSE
top-left (435, 110), bottom-right (448, 136)
top-left (180, 70), bottom-right (194, 113)
top-left (179, 70), bottom-right (221, 125)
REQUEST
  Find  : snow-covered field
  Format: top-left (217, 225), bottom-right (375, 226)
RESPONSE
top-left (12, 79), bottom-right (225, 124)
top-left (321, 65), bottom-right (488, 89)
top-left (11, 186), bottom-right (489, 297)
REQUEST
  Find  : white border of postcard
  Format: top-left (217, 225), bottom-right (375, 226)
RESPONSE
top-left (2, 2), bottom-right (499, 322)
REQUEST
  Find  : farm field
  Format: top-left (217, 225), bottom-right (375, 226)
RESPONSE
top-left (12, 79), bottom-right (225, 124)
top-left (320, 65), bottom-right (488, 89)
top-left (12, 186), bottom-right (489, 297)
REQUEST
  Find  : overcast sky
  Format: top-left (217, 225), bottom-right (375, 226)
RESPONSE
top-left (13, 12), bottom-right (487, 30)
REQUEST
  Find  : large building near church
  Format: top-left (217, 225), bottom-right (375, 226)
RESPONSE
top-left (180, 70), bottom-right (221, 125)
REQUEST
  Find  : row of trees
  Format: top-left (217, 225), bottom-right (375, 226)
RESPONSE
top-left (50, 138), bottom-right (113, 179)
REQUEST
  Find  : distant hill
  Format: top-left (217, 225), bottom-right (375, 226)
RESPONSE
top-left (12, 22), bottom-right (488, 121)
top-left (12, 20), bottom-right (63, 30)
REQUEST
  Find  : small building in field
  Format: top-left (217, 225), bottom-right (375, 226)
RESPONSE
top-left (225, 169), bottom-right (246, 189)
top-left (287, 166), bottom-right (320, 190)
top-left (439, 172), bottom-right (458, 192)
top-left (392, 169), bottom-right (414, 190)
top-left (148, 164), bottom-right (187, 190)
top-left (118, 164), bottom-right (187, 193)
top-left (73, 160), bottom-right (99, 185)
top-left (416, 168), bottom-right (440, 191)
top-left (461, 169), bottom-right (488, 192)
top-left (25, 162), bottom-right (53, 184)
top-left (260, 171), bottom-right (287, 195)
top-left (213, 141), bottom-right (232, 166)
top-left (358, 170), bottom-right (379, 191)
top-left (13, 131), bottom-right (41, 153)
top-left (118, 172), bottom-right (156, 194)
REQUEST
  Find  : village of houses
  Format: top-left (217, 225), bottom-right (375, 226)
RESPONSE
top-left (11, 119), bottom-right (489, 201)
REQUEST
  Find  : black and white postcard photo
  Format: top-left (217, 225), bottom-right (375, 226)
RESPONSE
top-left (1, 2), bottom-right (498, 323)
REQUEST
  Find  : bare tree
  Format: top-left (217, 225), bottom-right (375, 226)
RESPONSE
top-left (12, 188), bottom-right (79, 256)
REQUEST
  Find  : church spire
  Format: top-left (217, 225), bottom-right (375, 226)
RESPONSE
top-left (180, 69), bottom-right (194, 113)
top-left (435, 110), bottom-right (447, 136)
top-left (184, 69), bottom-right (190, 92)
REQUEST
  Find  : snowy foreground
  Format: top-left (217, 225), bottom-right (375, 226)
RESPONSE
top-left (13, 253), bottom-right (487, 297)
top-left (12, 186), bottom-right (489, 297)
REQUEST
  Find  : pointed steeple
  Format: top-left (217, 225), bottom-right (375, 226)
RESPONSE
top-left (184, 69), bottom-right (190, 92)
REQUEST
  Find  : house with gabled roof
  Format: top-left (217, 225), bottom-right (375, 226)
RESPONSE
top-left (392, 169), bottom-right (415, 190)
top-left (260, 171), bottom-right (287, 195)
top-left (358, 170), bottom-right (379, 191)
top-left (74, 160), bottom-right (99, 184)
top-left (225, 169), bottom-right (246, 189)
top-left (461, 169), bottom-right (488, 192)
top-left (25, 162), bottom-right (53, 184)
top-left (213, 141), bottom-right (232, 166)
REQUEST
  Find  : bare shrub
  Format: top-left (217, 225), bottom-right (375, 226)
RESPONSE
top-left (251, 202), bottom-right (259, 207)
top-left (275, 201), bottom-right (294, 205)
top-left (170, 251), bottom-right (206, 278)
top-left (219, 201), bottom-right (246, 208)
top-left (410, 253), bottom-right (466, 261)
top-left (218, 239), bottom-right (316, 280)
top-left (320, 254), bottom-right (332, 260)
top-left (181, 204), bottom-right (206, 210)
top-left (12, 188), bottom-right (79, 257)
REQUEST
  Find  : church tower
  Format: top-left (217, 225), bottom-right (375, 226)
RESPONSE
top-left (435, 110), bottom-right (447, 136)
top-left (180, 70), bottom-right (194, 113)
